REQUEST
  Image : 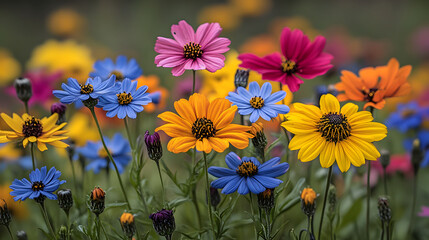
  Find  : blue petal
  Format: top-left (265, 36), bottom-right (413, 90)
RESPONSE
top-left (237, 178), bottom-right (250, 195)
top-left (208, 166), bottom-right (236, 177)
top-left (259, 82), bottom-right (272, 99)
top-left (211, 175), bottom-right (240, 189)
top-left (222, 177), bottom-right (244, 194)
top-left (247, 177), bottom-right (266, 194)
top-left (254, 175), bottom-right (283, 188)
top-left (225, 152), bottom-right (242, 169)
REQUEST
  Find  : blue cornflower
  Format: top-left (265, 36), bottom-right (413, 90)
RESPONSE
top-left (90, 55), bottom-right (143, 81)
top-left (385, 101), bottom-right (429, 133)
top-left (208, 152), bottom-right (289, 195)
top-left (98, 78), bottom-right (152, 119)
top-left (226, 82), bottom-right (290, 123)
top-left (9, 166), bottom-right (65, 201)
top-left (77, 133), bottom-right (131, 174)
top-left (53, 75), bottom-right (117, 105)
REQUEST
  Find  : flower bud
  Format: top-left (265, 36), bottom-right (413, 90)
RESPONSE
top-left (144, 131), bottom-right (163, 162)
top-left (234, 69), bottom-right (249, 89)
top-left (257, 188), bottom-right (275, 210)
top-left (378, 197), bottom-right (391, 223)
top-left (57, 189), bottom-right (73, 214)
top-left (250, 122), bottom-right (267, 150)
top-left (90, 187), bottom-right (105, 216)
top-left (82, 98), bottom-right (98, 109)
top-left (51, 103), bottom-right (67, 124)
top-left (149, 209), bottom-right (175, 238)
top-left (120, 212), bottom-right (136, 239)
top-left (411, 139), bottom-right (423, 174)
top-left (328, 184), bottom-right (336, 213)
top-left (58, 225), bottom-right (68, 240)
top-left (17, 231), bottom-right (28, 240)
top-left (209, 187), bottom-right (221, 208)
top-left (301, 188), bottom-right (317, 217)
top-left (379, 149), bottom-right (390, 169)
top-left (14, 77), bottom-right (32, 103)
top-left (0, 199), bottom-right (11, 226)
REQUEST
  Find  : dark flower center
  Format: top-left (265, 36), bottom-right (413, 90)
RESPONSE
top-left (236, 161), bottom-right (258, 177)
top-left (362, 88), bottom-right (378, 102)
top-left (282, 60), bottom-right (297, 74)
top-left (117, 92), bottom-right (133, 105)
top-left (110, 70), bottom-right (124, 81)
top-left (401, 109), bottom-right (416, 118)
top-left (80, 83), bottom-right (94, 94)
top-left (22, 117), bottom-right (43, 138)
top-left (192, 117), bottom-right (216, 140)
top-left (250, 96), bottom-right (265, 109)
top-left (317, 112), bottom-right (351, 143)
top-left (31, 181), bottom-right (45, 191)
top-left (183, 42), bottom-right (203, 59)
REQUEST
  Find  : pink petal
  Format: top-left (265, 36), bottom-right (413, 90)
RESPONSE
top-left (283, 75), bottom-right (303, 92)
top-left (171, 20), bottom-right (196, 46)
top-left (280, 28), bottom-right (310, 61)
top-left (158, 56), bottom-right (187, 68)
top-left (196, 22), bottom-right (222, 47)
top-left (203, 38), bottom-right (231, 54)
top-left (154, 37), bottom-right (182, 54)
top-left (298, 36), bottom-right (329, 64)
top-left (172, 64), bottom-right (186, 76)
top-left (201, 54), bottom-right (225, 72)
top-left (238, 53), bottom-right (282, 72)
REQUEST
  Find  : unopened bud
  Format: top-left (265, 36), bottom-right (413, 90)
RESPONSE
top-left (378, 197), bottom-right (392, 223)
top-left (301, 188), bottom-right (317, 217)
top-left (411, 139), bottom-right (423, 174)
top-left (144, 131), bottom-right (163, 162)
top-left (209, 187), bottom-right (221, 208)
top-left (380, 149), bottom-right (390, 169)
top-left (257, 188), bottom-right (275, 210)
top-left (17, 231), bottom-right (28, 240)
top-left (120, 212), bottom-right (135, 239)
top-left (82, 98), bottom-right (98, 109)
top-left (59, 225), bottom-right (68, 240)
top-left (149, 209), bottom-right (175, 238)
top-left (14, 77), bottom-right (32, 103)
top-left (57, 189), bottom-right (73, 214)
top-left (234, 69), bottom-right (249, 89)
top-left (51, 103), bottom-right (67, 124)
top-left (90, 187), bottom-right (105, 216)
top-left (0, 199), bottom-right (11, 226)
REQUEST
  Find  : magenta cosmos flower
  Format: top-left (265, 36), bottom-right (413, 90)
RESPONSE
top-left (154, 20), bottom-right (231, 76)
top-left (238, 27), bottom-right (333, 92)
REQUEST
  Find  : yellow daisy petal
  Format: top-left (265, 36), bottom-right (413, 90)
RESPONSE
top-left (320, 94), bottom-right (340, 114)
top-left (1, 113), bottom-right (22, 133)
top-left (341, 103), bottom-right (359, 117)
top-left (335, 142), bottom-right (350, 172)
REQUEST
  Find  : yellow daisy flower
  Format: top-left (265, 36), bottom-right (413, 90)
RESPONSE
top-left (0, 113), bottom-right (68, 151)
top-left (156, 93), bottom-right (253, 153)
top-left (282, 94), bottom-right (387, 172)
top-left (0, 49), bottom-right (21, 86)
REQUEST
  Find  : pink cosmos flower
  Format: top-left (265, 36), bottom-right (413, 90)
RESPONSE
top-left (372, 154), bottom-right (414, 178)
top-left (154, 20), bottom-right (231, 76)
top-left (238, 27), bottom-right (333, 92)
top-left (418, 206), bottom-right (429, 217)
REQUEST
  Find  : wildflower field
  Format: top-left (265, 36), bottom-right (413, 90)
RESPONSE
top-left (1, 0), bottom-right (429, 239)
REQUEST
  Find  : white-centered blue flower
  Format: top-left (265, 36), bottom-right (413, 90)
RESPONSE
top-left (226, 82), bottom-right (290, 123)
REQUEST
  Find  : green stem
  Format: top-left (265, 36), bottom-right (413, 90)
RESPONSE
top-left (39, 202), bottom-right (56, 239)
top-left (191, 188), bottom-right (202, 228)
top-left (156, 160), bottom-right (166, 205)
top-left (367, 161), bottom-right (371, 240)
top-left (124, 118), bottom-right (135, 150)
top-left (203, 152), bottom-right (216, 238)
top-left (89, 107), bottom-right (131, 209)
top-left (386, 223), bottom-right (390, 240)
top-left (249, 194), bottom-right (258, 239)
top-left (192, 70), bottom-right (196, 94)
top-left (30, 143), bottom-right (36, 171)
top-left (383, 168), bottom-right (388, 196)
top-left (407, 173), bottom-right (418, 238)
top-left (24, 101), bottom-right (29, 114)
top-left (380, 221), bottom-right (384, 240)
top-left (67, 155), bottom-right (80, 210)
top-left (95, 216), bottom-right (101, 240)
top-left (6, 225), bottom-right (14, 240)
top-left (265, 209), bottom-right (271, 240)
top-left (66, 212), bottom-right (71, 240)
top-left (318, 166), bottom-right (332, 240)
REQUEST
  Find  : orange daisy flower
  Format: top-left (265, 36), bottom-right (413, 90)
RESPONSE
top-left (336, 58), bottom-right (411, 109)
top-left (135, 75), bottom-right (169, 113)
top-left (156, 93), bottom-right (252, 153)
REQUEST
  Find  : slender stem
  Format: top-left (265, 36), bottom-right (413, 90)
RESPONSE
top-left (67, 212), bottom-right (71, 240)
top-left (265, 209), bottom-right (271, 240)
top-left (156, 161), bottom-right (166, 204)
top-left (203, 152), bottom-right (216, 238)
top-left (30, 143), bottom-right (36, 171)
top-left (383, 168), bottom-right (388, 196)
top-left (310, 216), bottom-right (315, 238)
top-left (380, 221), bottom-right (385, 240)
top-left (39, 202), bottom-right (56, 239)
top-left (24, 101), bottom-right (29, 114)
top-left (67, 155), bottom-right (80, 210)
top-left (124, 118), bottom-right (135, 150)
top-left (249, 194), bottom-right (258, 239)
top-left (6, 225), bottom-right (14, 240)
top-left (95, 216), bottom-right (101, 240)
top-left (137, 184), bottom-right (149, 213)
top-left (240, 115), bottom-right (245, 126)
top-left (386, 223), bottom-right (390, 240)
top-left (89, 108), bottom-right (131, 209)
top-left (318, 166), bottom-right (332, 240)
top-left (367, 161), bottom-right (371, 240)
top-left (192, 70), bottom-right (196, 94)
top-left (191, 188), bottom-right (202, 228)
top-left (407, 173), bottom-right (418, 238)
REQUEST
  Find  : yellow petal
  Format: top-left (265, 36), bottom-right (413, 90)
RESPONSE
top-left (167, 137), bottom-right (196, 153)
top-left (189, 93), bottom-right (209, 119)
top-left (320, 94), bottom-right (340, 114)
top-left (174, 99), bottom-right (196, 123)
top-left (28, 136), bottom-right (37, 142)
top-left (320, 142), bottom-right (335, 168)
top-left (289, 133), bottom-right (319, 150)
top-left (341, 103), bottom-right (359, 117)
top-left (342, 140), bottom-right (365, 167)
top-left (37, 141), bottom-right (48, 151)
top-left (1, 113), bottom-right (22, 133)
top-left (41, 114), bottom-right (58, 131)
top-left (335, 142), bottom-right (350, 172)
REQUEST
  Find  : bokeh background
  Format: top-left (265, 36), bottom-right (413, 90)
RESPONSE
top-left (1, 0), bottom-right (429, 239)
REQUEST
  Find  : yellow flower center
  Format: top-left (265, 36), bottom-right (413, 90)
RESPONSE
top-left (362, 88), bottom-right (378, 102)
top-left (401, 109), bottom-right (416, 118)
top-left (110, 70), bottom-right (124, 81)
top-left (250, 96), bottom-right (264, 109)
top-left (22, 117), bottom-right (43, 138)
top-left (31, 181), bottom-right (45, 191)
top-left (80, 83), bottom-right (94, 94)
top-left (192, 117), bottom-right (216, 140)
top-left (117, 92), bottom-right (133, 105)
top-left (236, 161), bottom-right (258, 177)
top-left (183, 42), bottom-right (203, 59)
top-left (98, 148), bottom-right (110, 158)
top-left (282, 60), bottom-right (297, 73)
top-left (317, 112), bottom-right (351, 143)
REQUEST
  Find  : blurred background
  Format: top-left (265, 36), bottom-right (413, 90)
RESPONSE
top-left (1, 0), bottom-right (429, 239)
